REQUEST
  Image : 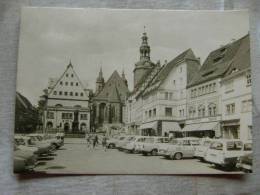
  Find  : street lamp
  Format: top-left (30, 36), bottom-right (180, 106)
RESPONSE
top-left (39, 94), bottom-right (48, 134)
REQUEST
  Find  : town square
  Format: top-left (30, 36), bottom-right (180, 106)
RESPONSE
top-left (14, 8), bottom-right (252, 174)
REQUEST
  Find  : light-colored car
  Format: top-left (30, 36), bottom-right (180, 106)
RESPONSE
top-left (29, 134), bottom-right (63, 149)
top-left (141, 137), bottom-right (169, 156)
top-left (14, 145), bottom-right (37, 173)
top-left (205, 139), bottom-right (244, 169)
top-left (106, 135), bottom-right (121, 149)
top-left (162, 137), bottom-right (200, 160)
top-left (158, 139), bottom-right (180, 156)
top-left (194, 138), bottom-right (213, 161)
top-left (116, 136), bottom-right (135, 150)
top-left (121, 136), bottom-right (147, 153)
top-left (134, 137), bottom-right (147, 153)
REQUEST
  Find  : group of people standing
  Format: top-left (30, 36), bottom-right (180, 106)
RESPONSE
top-left (85, 134), bottom-right (108, 151)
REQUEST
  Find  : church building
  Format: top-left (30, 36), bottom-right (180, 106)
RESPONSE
top-left (92, 68), bottom-right (129, 132)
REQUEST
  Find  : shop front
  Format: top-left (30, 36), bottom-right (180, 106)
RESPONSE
top-left (221, 119), bottom-right (240, 139)
top-left (182, 122), bottom-right (218, 138)
top-left (140, 121), bottom-right (158, 136)
top-left (162, 121), bottom-right (181, 138)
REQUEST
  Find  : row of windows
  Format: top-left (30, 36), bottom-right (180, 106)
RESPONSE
top-left (60, 81), bottom-right (79, 86)
top-left (145, 108), bottom-right (157, 118)
top-left (66, 73), bottom-right (74, 78)
top-left (47, 111), bottom-right (88, 120)
top-left (53, 91), bottom-right (84, 97)
top-left (190, 83), bottom-right (216, 98)
top-left (189, 103), bottom-right (217, 118)
top-left (226, 99), bottom-right (252, 115)
top-left (144, 107), bottom-right (185, 118)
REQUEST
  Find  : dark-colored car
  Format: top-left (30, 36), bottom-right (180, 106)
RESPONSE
top-left (236, 153), bottom-right (253, 173)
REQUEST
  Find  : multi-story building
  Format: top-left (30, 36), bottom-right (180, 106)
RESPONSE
top-left (185, 34), bottom-right (250, 139)
top-left (125, 31), bottom-right (201, 136)
top-left (41, 62), bottom-right (91, 134)
top-left (220, 35), bottom-right (252, 141)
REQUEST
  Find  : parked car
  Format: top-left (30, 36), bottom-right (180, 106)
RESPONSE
top-left (236, 152), bottom-right (253, 173)
top-left (158, 139), bottom-right (180, 156)
top-left (116, 136), bottom-right (135, 150)
top-left (29, 133), bottom-right (63, 149)
top-left (14, 138), bottom-right (40, 155)
top-left (205, 139), bottom-right (244, 169)
top-left (194, 138), bottom-right (213, 161)
top-left (141, 137), bottom-right (169, 156)
top-left (106, 135), bottom-right (121, 149)
top-left (134, 137), bottom-right (147, 153)
top-left (15, 135), bottom-right (52, 155)
top-left (121, 136), bottom-right (147, 153)
top-left (162, 137), bottom-right (200, 160)
top-left (14, 145), bottom-right (37, 173)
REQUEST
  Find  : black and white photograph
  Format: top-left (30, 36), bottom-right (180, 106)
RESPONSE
top-left (14, 8), bottom-right (252, 174)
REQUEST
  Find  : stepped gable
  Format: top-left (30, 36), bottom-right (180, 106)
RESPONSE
top-left (187, 34), bottom-right (248, 88)
top-left (94, 70), bottom-right (129, 103)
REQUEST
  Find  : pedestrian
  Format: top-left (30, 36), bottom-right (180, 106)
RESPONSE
top-left (102, 135), bottom-right (108, 151)
top-left (85, 134), bottom-right (91, 148)
top-left (93, 135), bottom-right (99, 149)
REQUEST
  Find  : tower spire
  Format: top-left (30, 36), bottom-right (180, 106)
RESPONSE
top-left (140, 27), bottom-right (150, 60)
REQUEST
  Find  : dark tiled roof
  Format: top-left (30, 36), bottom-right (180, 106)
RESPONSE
top-left (187, 34), bottom-right (249, 88)
top-left (141, 49), bottom-right (200, 96)
top-left (94, 70), bottom-right (129, 103)
top-left (16, 92), bottom-right (34, 110)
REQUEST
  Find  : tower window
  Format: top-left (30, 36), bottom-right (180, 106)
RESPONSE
top-left (60, 81), bottom-right (63, 85)
top-left (71, 82), bottom-right (73, 86)
top-left (80, 93), bottom-right (84, 97)
top-left (66, 74), bottom-right (69, 77)
top-left (65, 82), bottom-right (68, 86)
top-left (53, 91), bottom-right (57, 95)
top-left (59, 91), bottom-right (62, 95)
top-left (76, 82), bottom-right (78, 86)
top-left (71, 74), bottom-right (74, 77)
top-left (64, 92), bottom-right (68, 96)
top-left (70, 92), bottom-right (73, 96)
top-left (75, 92), bottom-right (78, 96)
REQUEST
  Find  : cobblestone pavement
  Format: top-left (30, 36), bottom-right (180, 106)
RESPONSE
top-left (34, 138), bottom-right (242, 174)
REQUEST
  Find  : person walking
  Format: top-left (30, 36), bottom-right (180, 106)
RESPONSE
top-left (85, 134), bottom-right (91, 148)
top-left (102, 135), bottom-right (108, 151)
top-left (93, 135), bottom-right (99, 149)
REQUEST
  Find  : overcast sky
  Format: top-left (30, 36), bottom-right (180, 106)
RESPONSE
top-left (16, 8), bottom-right (249, 105)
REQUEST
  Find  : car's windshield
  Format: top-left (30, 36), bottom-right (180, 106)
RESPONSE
top-left (169, 140), bottom-right (179, 145)
top-left (144, 138), bottom-right (154, 143)
top-left (244, 143), bottom-right (252, 151)
top-left (226, 141), bottom-right (243, 151)
top-left (157, 138), bottom-right (169, 143)
top-left (210, 142), bottom-right (223, 150)
top-left (137, 138), bottom-right (145, 142)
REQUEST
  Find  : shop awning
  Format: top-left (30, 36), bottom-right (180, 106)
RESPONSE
top-left (162, 121), bottom-right (181, 132)
top-left (140, 121), bottom-right (157, 130)
top-left (199, 122), bottom-right (218, 131)
top-left (182, 124), bottom-right (201, 132)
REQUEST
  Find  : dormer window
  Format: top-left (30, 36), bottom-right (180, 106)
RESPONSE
top-left (60, 81), bottom-right (63, 85)
top-left (71, 74), bottom-right (74, 77)
top-left (66, 74), bottom-right (69, 77)
top-left (213, 56), bottom-right (223, 64)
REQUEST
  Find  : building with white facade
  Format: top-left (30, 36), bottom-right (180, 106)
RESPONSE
top-left (185, 34), bottom-right (251, 139)
top-left (125, 32), bottom-right (201, 136)
top-left (41, 62), bottom-right (91, 134)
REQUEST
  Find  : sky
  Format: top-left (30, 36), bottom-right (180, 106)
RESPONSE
top-left (16, 8), bottom-right (249, 105)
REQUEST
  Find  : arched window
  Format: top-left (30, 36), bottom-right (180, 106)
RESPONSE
top-left (208, 103), bottom-right (217, 116)
top-left (189, 106), bottom-right (196, 118)
top-left (198, 105), bottom-right (205, 117)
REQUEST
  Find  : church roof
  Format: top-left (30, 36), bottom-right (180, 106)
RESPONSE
top-left (187, 34), bottom-right (249, 88)
top-left (94, 70), bottom-right (129, 103)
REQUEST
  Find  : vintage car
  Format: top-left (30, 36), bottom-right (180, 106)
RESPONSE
top-left (140, 137), bottom-right (169, 156)
top-left (133, 137), bottom-right (147, 153)
top-left (205, 139), bottom-right (244, 169)
top-left (106, 135), bottom-right (121, 148)
top-left (28, 133), bottom-right (63, 149)
top-left (116, 136), bottom-right (135, 150)
top-left (14, 145), bottom-right (37, 173)
top-left (121, 136), bottom-right (147, 153)
top-left (194, 138), bottom-right (213, 161)
top-left (158, 139), bottom-right (179, 156)
top-left (162, 137), bottom-right (200, 160)
top-left (14, 138), bottom-right (39, 155)
top-left (15, 136), bottom-right (52, 155)
top-left (236, 152), bottom-right (253, 173)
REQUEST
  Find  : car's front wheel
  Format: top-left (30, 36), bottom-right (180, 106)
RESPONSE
top-left (151, 149), bottom-right (158, 156)
top-left (174, 152), bottom-right (183, 160)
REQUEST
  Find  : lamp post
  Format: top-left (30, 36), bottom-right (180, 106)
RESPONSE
top-left (39, 93), bottom-right (48, 134)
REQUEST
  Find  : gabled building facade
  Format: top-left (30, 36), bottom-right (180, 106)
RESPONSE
top-left (92, 69), bottom-right (129, 132)
top-left (125, 32), bottom-right (201, 136)
top-left (41, 62), bottom-right (91, 133)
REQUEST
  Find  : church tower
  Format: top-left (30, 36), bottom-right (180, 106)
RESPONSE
top-left (133, 28), bottom-right (155, 88)
top-left (96, 67), bottom-right (105, 94)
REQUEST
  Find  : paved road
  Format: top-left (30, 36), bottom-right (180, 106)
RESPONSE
top-left (34, 138), bottom-right (242, 174)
